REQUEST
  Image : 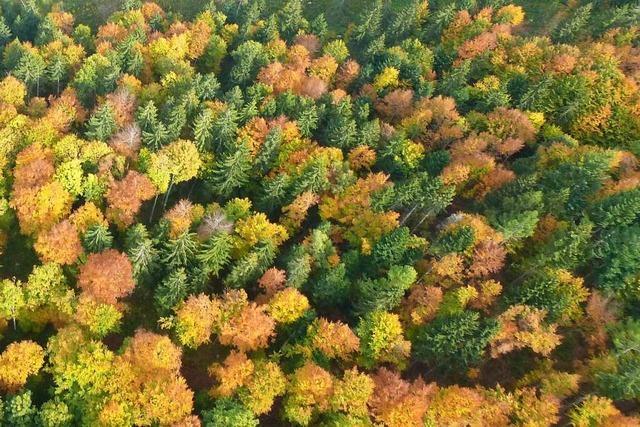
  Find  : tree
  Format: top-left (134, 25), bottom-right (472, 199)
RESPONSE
top-left (34, 220), bottom-right (83, 265)
top-left (74, 295), bottom-right (123, 338)
top-left (356, 310), bottom-right (411, 369)
top-left (85, 104), bottom-right (117, 141)
top-left (83, 223), bottom-right (114, 253)
top-left (508, 269), bottom-right (588, 325)
top-left (106, 171), bottom-right (156, 227)
top-left (309, 318), bottom-right (360, 361)
top-left (0, 341), bottom-right (45, 392)
top-left (490, 305), bottom-right (561, 358)
top-left (219, 303), bottom-right (275, 352)
top-left (154, 268), bottom-right (190, 314)
top-left (283, 362), bottom-right (333, 426)
top-left (77, 249), bottom-right (136, 305)
top-left (593, 319), bottom-right (640, 400)
top-left (39, 399), bottom-right (74, 427)
top-left (413, 311), bottom-right (498, 372)
top-left (0, 278), bottom-right (25, 330)
top-left (369, 368), bottom-right (434, 427)
top-left (267, 288), bottom-right (310, 324)
top-left (173, 294), bottom-right (220, 348)
top-left (353, 265), bottom-right (417, 315)
top-left (230, 41), bottom-right (269, 85)
top-left (208, 140), bottom-right (253, 198)
top-left (202, 398), bottom-right (259, 427)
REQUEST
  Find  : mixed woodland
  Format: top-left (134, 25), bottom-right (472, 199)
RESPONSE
top-left (0, 0), bottom-right (640, 425)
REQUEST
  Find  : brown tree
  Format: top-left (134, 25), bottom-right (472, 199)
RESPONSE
top-left (77, 249), bottom-right (136, 304)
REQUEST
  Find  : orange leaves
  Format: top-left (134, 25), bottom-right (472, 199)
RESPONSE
top-left (319, 172), bottom-right (397, 250)
top-left (402, 285), bottom-right (443, 325)
top-left (34, 220), bottom-right (83, 265)
top-left (582, 291), bottom-right (620, 353)
top-left (258, 268), bottom-right (287, 298)
top-left (120, 329), bottom-right (182, 382)
top-left (11, 144), bottom-right (73, 235)
top-left (491, 305), bottom-right (561, 357)
top-left (468, 240), bottom-right (507, 278)
top-left (208, 351), bottom-right (254, 398)
top-left (106, 171), bottom-right (156, 228)
top-left (426, 385), bottom-right (511, 426)
top-left (77, 249), bottom-right (136, 305)
top-left (310, 318), bottom-right (360, 360)
top-left (219, 303), bottom-right (275, 352)
top-left (374, 89), bottom-right (415, 123)
top-left (369, 368), bottom-right (435, 427)
top-left (348, 145), bottom-right (376, 171)
top-left (0, 340), bottom-right (45, 392)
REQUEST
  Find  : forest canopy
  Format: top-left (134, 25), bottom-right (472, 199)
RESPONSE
top-left (0, 0), bottom-right (640, 425)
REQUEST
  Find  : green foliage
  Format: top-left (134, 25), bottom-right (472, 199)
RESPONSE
top-left (202, 398), bottom-right (259, 427)
top-left (594, 319), bottom-right (640, 400)
top-left (83, 224), bottom-right (113, 253)
top-left (86, 104), bottom-right (117, 141)
top-left (354, 265), bottom-right (417, 315)
top-left (413, 311), bottom-right (499, 371)
top-left (2, 1), bottom-right (640, 425)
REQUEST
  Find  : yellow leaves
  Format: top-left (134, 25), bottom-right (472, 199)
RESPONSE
top-left (569, 395), bottom-right (624, 427)
top-left (496, 5), bottom-right (525, 26)
top-left (71, 202), bottom-right (108, 234)
top-left (330, 368), bottom-right (374, 418)
top-left (373, 66), bottom-right (400, 91)
top-left (235, 212), bottom-right (289, 250)
top-left (267, 288), bottom-right (310, 324)
top-left (174, 294), bottom-right (221, 348)
top-left (0, 340), bottom-right (45, 392)
top-left (12, 180), bottom-right (74, 235)
top-left (310, 318), bottom-right (360, 361)
top-left (284, 362), bottom-right (334, 425)
top-left (491, 305), bottom-right (561, 358)
top-left (554, 269), bottom-right (589, 323)
top-left (148, 139), bottom-right (201, 191)
top-left (242, 360), bottom-right (286, 415)
top-left (208, 350), bottom-right (255, 397)
top-left (148, 33), bottom-right (189, 63)
top-left (0, 76), bottom-right (26, 108)
top-left (309, 55), bottom-right (339, 82)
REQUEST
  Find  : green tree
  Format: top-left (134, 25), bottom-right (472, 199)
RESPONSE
top-left (413, 311), bottom-right (498, 372)
top-left (86, 104), bottom-right (117, 142)
top-left (202, 398), bottom-right (259, 427)
top-left (353, 265), bottom-right (417, 315)
top-left (208, 141), bottom-right (253, 199)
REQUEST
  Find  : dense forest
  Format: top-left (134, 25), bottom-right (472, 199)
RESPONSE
top-left (0, 0), bottom-right (639, 425)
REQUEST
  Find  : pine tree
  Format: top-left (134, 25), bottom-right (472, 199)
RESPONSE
top-left (86, 104), bottom-right (117, 141)
top-left (197, 232), bottom-right (233, 277)
top-left (208, 141), bottom-right (253, 199)
top-left (413, 311), bottom-right (498, 372)
top-left (162, 232), bottom-right (199, 269)
top-left (125, 224), bottom-right (159, 279)
top-left (83, 224), bottom-right (114, 253)
top-left (137, 100), bottom-right (169, 150)
top-left (154, 268), bottom-right (191, 314)
top-left (225, 243), bottom-right (276, 289)
top-left (354, 265), bottom-right (417, 315)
